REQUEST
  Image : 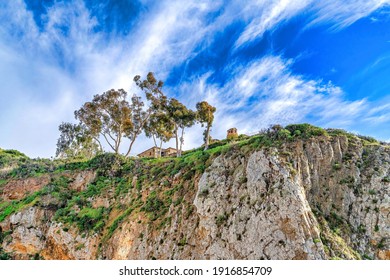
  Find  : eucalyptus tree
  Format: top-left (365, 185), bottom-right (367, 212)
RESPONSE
top-left (55, 122), bottom-right (101, 159)
top-left (127, 72), bottom-right (168, 156)
top-left (167, 98), bottom-right (196, 157)
top-left (196, 101), bottom-right (216, 150)
top-left (144, 111), bottom-right (175, 157)
top-left (74, 89), bottom-right (133, 154)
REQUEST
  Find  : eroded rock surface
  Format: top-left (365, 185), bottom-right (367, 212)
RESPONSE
top-left (1, 136), bottom-right (389, 260)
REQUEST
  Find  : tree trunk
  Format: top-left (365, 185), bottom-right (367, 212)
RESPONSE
top-left (204, 124), bottom-right (211, 150)
top-left (179, 127), bottom-right (185, 157)
top-left (93, 137), bottom-right (103, 152)
top-left (125, 137), bottom-right (136, 157)
top-left (152, 134), bottom-right (157, 147)
top-left (175, 127), bottom-right (179, 157)
top-left (159, 139), bottom-right (163, 158)
top-left (101, 133), bottom-right (116, 152)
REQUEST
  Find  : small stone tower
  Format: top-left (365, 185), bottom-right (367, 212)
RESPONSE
top-left (227, 128), bottom-right (238, 139)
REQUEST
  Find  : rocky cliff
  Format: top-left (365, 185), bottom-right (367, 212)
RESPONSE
top-left (0, 125), bottom-right (389, 260)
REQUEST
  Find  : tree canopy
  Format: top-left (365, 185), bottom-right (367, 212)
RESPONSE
top-left (74, 89), bottom-right (133, 154)
top-left (56, 122), bottom-right (101, 159)
top-left (196, 101), bottom-right (216, 150)
top-left (56, 72), bottom-right (217, 158)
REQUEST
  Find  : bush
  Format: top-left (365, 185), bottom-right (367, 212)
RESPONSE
top-left (76, 207), bottom-right (105, 232)
top-left (277, 129), bottom-right (291, 140)
top-left (285, 124), bottom-right (328, 138)
top-left (141, 191), bottom-right (167, 221)
top-left (88, 153), bottom-right (126, 176)
top-left (0, 248), bottom-right (11, 260)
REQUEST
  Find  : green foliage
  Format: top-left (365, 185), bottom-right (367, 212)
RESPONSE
top-left (75, 88), bottom-right (135, 155)
top-left (277, 129), bottom-right (292, 140)
top-left (382, 176), bottom-right (390, 183)
top-left (196, 101), bottom-right (216, 149)
top-left (83, 176), bottom-right (111, 198)
top-left (333, 162), bottom-right (342, 171)
top-left (76, 207), bottom-right (105, 231)
top-left (326, 212), bottom-right (346, 234)
top-left (0, 248), bottom-right (12, 260)
top-left (0, 148), bottom-right (27, 163)
top-left (178, 237), bottom-right (187, 246)
top-left (285, 123), bottom-right (328, 138)
top-left (0, 179), bottom-right (7, 188)
top-left (327, 128), bottom-right (381, 146)
top-left (0, 148), bottom-right (29, 171)
top-left (368, 189), bottom-right (376, 195)
top-left (141, 190), bottom-right (167, 221)
top-left (10, 161), bottom-right (52, 177)
top-left (339, 176), bottom-right (354, 185)
top-left (215, 213), bottom-right (228, 226)
top-left (377, 239), bottom-right (385, 249)
top-left (0, 191), bottom-right (41, 222)
top-left (88, 153), bottom-right (126, 176)
top-left (56, 122), bottom-right (101, 160)
top-left (55, 204), bottom-right (107, 232)
top-left (357, 135), bottom-right (379, 145)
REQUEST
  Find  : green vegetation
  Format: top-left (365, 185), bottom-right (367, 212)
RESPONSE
top-left (0, 248), bottom-right (11, 260)
top-left (196, 101), bottom-right (216, 150)
top-left (285, 123), bottom-right (328, 138)
top-left (0, 191), bottom-right (41, 222)
top-left (333, 162), bottom-right (342, 171)
top-left (54, 203), bottom-right (108, 233)
top-left (141, 190), bottom-right (168, 221)
top-left (0, 123), bottom-right (386, 255)
top-left (58, 72), bottom-right (216, 158)
top-left (215, 213), bottom-right (228, 226)
top-left (0, 149), bottom-right (29, 169)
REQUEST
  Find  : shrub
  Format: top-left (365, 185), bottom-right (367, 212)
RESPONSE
top-left (285, 124), bottom-right (328, 138)
top-left (141, 191), bottom-right (167, 220)
top-left (277, 129), bottom-right (291, 140)
top-left (333, 162), bottom-right (342, 171)
top-left (382, 177), bottom-right (390, 183)
top-left (215, 213), bottom-right (228, 226)
top-left (0, 248), bottom-right (11, 260)
top-left (76, 207), bottom-right (105, 231)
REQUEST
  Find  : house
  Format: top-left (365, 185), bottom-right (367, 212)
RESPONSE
top-left (137, 147), bottom-right (178, 158)
top-left (161, 147), bottom-right (177, 157)
top-left (227, 127), bottom-right (238, 139)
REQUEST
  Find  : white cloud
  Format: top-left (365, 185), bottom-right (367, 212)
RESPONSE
top-left (233, 0), bottom-right (390, 48)
top-left (176, 55), bottom-right (375, 142)
top-left (309, 0), bottom-right (390, 30)
top-left (234, 0), bottom-right (311, 49)
top-left (0, 0), bottom-right (225, 157)
top-left (0, 0), bottom-right (389, 157)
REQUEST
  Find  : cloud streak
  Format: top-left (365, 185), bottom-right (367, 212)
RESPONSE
top-left (0, 0), bottom-right (389, 157)
top-left (176, 55), bottom-right (387, 143)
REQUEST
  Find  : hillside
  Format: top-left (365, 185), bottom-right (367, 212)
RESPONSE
top-left (0, 124), bottom-right (389, 260)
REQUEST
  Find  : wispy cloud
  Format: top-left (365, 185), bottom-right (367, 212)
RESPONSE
top-left (176, 55), bottom-right (379, 142)
top-left (0, 0), bottom-right (225, 156)
top-left (0, 0), bottom-right (389, 157)
top-left (234, 0), bottom-right (311, 49)
top-left (309, 0), bottom-right (390, 30)
top-left (233, 0), bottom-right (390, 49)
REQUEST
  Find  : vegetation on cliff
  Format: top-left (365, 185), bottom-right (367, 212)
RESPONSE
top-left (0, 124), bottom-right (389, 260)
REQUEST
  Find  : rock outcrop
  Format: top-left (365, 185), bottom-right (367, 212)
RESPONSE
top-left (0, 134), bottom-right (389, 260)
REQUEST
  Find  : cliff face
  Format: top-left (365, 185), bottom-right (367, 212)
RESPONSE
top-left (0, 132), bottom-right (389, 260)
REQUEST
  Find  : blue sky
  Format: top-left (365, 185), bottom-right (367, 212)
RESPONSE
top-left (0, 0), bottom-right (389, 158)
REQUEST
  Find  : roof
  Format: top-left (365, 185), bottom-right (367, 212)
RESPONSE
top-left (137, 146), bottom-right (177, 156)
